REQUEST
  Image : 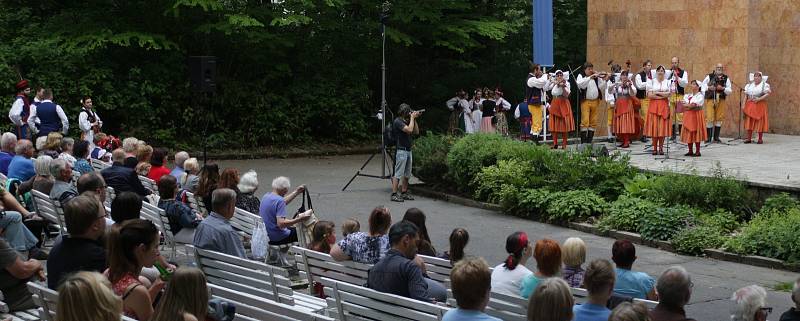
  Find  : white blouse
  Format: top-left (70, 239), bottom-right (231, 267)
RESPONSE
top-left (744, 82), bottom-right (771, 99)
top-left (647, 78), bottom-right (671, 99)
top-left (682, 92), bottom-right (704, 108)
top-left (548, 80), bottom-right (570, 97)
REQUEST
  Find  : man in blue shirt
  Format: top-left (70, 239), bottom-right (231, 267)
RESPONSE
top-left (612, 240), bottom-right (657, 300)
top-left (443, 257), bottom-right (501, 321)
top-left (0, 132), bottom-right (16, 176)
top-left (573, 259), bottom-right (616, 321)
top-left (169, 151), bottom-right (189, 180)
top-left (193, 188), bottom-right (246, 258)
top-left (259, 176), bottom-right (311, 245)
top-left (6, 139), bottom-right (35, 181)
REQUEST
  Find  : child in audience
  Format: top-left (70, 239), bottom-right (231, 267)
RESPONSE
top-left (562, 237), bottom-right (587, 288)
top-left (608, 302), bottom-right (650, 321)
top-left (308, 221), bottom-right (336, 298)
top-left (442, 257), bottom-right (501, 321)
top-left (527, 278), bottom-right (574, 321)
top-left (491, 231), bottom-right (532, 296)
top-left (152, 267), bottom-right (209, 321)
top-left (440, 228), bottom-right (469, 264)
top-left (56, 271), bottom-right (122, 321)
top-left (341, 218), bottom-right (360, 237)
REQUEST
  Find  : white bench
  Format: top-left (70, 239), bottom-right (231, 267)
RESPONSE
top-left (232, 207), bottom-right (260, 239)
top-left (139, 202), bottom-right (183, 258)
top-left (184, 191), bottom-right (207, 216)
top-left (209, 284), bottom-right (333, 321)
top-left (570, 287), bottom-right (658, 309)
top-left (138, 175), bottom-right (157, 194)
top-left (30, 190), bottom-right (66, 235)
top-left (445, 286), bottom-right (527, 321)
top-left (292, 246), bottom-right (372, 293)
top-left (321, 277), bottom-right (450, 321)
top-left (27, 281), bottom-right (136, 321)
top-left (90, 158), bottom-right (110, 172)
top-left (418, 255), bottom-right (452, 284)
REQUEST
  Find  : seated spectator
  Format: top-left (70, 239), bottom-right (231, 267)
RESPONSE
top-left (521, 239), bottom-right (562, 299)
top-left (158, 175), bottom-right (202, 243)
top-left (107, 219), bottom-right (164, 320)
top-left (612, 240), bottom-right (657, 300)
top-left (122, 137), bottom-right (140, 168)
top-left (0, 132), bottom-right (17, 175)
top-left (491, 231), bottom-right (533, 296)
top-left (731, 285), bottom-right (770, 321)
top-left (152, 267), bottom-right (209, 321)
top-left (7, 139), bottom-right (35, 181)
top-left (49, 158), bottom-right (78, 204)
top-left (366, 221), bottom-right (447, 302)
top-left (0, 238), bottom-right (44, 311)
top-left (443, 257), bottom-right (501, 321)
top-left (236, 170), bottom-right (261, 214)
top-left (0, 186), bottom-right (45, 258)
top-left (72, 140), bottom-right (94, 175)
top-left (527, 277), bottom-right (574, 321)
top-left (440, 227), bottom-right (469, 264)
top-left (402, 208), bottom-right (437, 256)
top-left (573, 259), bottom-right (616, 321)
top-left (146, 148), bottom-right (171, 182)
top-left (135, 144), bottom-right (153, 176)
top-left (76, 172), bottom-right (114, 227)
top-left (91, 133), bottom-right (111, 162)
top-left (110, 191), bottom-right (142, 225)
top-left (562, 237), bottom-right (587, 288)
top-left (193, 188), bottom-right (246, 258)
top-left (35, 136), bottom-right (47, 154)
top-left (341, 217), bottom-right (360, 237)
top-left (47, 195), bottom-right (107, 289)
top-left (195, 163), bottom-right (219, 210)
top-left (219, 167), bottom-right (240, 192)
top-left (780, 278), bottom-right (800, 321)
top-left (170, 151), bottom-right (189, 180)
top-left (179, 157), bottom-right (200, 192)
top-left (609, 302), bottom-right (651, 321)
top-left (101, 148), bottom-right (151, 196)
top-left (259, 176), bottom-right (311, 245)
top-left (331, 206), bottom-right (391, 264)
top-left (56, 271), bottom-right (123, 321)
top-left (39, 132), bottom-right (62, 159)
top-left (59, 137), bottom-right (76, 166)
top-left (650, 266), bottom-right (696, 321)
top-left (17, 155), bottom-right (54, 195)
top-left (308, 221), bottom-right (335, 298)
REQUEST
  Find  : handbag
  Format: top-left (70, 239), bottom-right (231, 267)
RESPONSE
top-left (293, 189), bottom-right (319, 246)
top-left (251, 221), bottom-right (269, 259)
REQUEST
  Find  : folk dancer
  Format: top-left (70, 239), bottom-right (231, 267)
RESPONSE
top-left (514, 101), bottom-right (532, 141)
top-left (605, 63), bottom-right (622, 142)
top-left (743, 72), bottom-right (771, 144)
top-left (546, 70), bottom-right (574, 149)
top-left (576, 62), bottom-right (607, 144)
top-left (470, 89), bottom-right (485, 132)
top-left (79, 96), bottom-right (103, 146)
top-left (669, 57), bottom-right (689, 142)
top-left (9, 80), bottom-right (32, 140)
top-left (27, 88), bottom-right (69, 138)
top-left (635, 60), bottom-right (653, 142)
top-left (701, 63), bottom-right (732, 143)
top-left (480, 89), bottom-right (497, 133)
top-left (609, 71), bottom-right (638, 148)
top-left (680, 80), bottom-right (708, 156)
top-left (493, 89), bottom-right (512, 136)
top-left (644, 66), bottom-right (672, 155)
top-left (525, 64), bottom-right (549, 143)
top-left (446, 90), bottom-right (474, 134)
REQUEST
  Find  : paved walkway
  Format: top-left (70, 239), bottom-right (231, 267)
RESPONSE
top-left (218, 154), bottom-right (799, 320)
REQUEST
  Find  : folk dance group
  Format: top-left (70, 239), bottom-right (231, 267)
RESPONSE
top-left (446, 88), bottom-right (513, 136)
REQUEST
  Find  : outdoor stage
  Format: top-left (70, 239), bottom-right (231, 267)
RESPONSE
top-left (594, 133), bottom-right (800, 192)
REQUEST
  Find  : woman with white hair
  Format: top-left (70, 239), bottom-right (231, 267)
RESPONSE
top-left (18, 155), bottom-right (54, 195)
top-left (235, 170), bottom-right (260, 214)
top-left (731, 285), bottom-right (770, 321)
top-left (58, 137), bottom-right (76, 166)
top-left (179, 158), bottom-right (200, 193)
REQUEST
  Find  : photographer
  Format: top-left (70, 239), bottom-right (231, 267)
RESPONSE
top-left (391, 104), bottom-right (420, 202)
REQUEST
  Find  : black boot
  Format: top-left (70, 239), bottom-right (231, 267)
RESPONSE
top-left (714, 126), bottom-right (722, 142)
top-left (671, 125), bottom-right (678, 142)
top-left (706, 127), bottom-right (713, 143)
top-left (579, 130), bottom-right (587, 144)
top-left (587, 130), bottom-right (594, 144)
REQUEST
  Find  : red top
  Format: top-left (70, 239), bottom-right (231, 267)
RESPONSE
top-left (147, 165), bottom-right (171, 182)
top-left (111, 272), bottom-right (142, 319)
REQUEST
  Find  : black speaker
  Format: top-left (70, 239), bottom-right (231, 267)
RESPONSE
top-left (189, 56), bottom-right (216, 93)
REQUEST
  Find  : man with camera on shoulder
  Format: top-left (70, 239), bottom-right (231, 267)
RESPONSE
top-left (391, 103), bottom-right (421, 202)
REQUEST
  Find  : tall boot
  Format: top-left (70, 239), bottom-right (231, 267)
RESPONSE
top-left (684, 143), bottom-right (694, 156)
top-left (587, 130), bottom-right (595, 144)
top-left (579, 130), bottom-right (587, 144)
top-left (757, 132), bottom-right (764, 144)
top-left (561, 133), bottom-right (568, 149)
top-left (713, 125), bottom-right (722, 142)
top-left (694, 142), bottom-right (701, 156)
top-left (671, 124), bottom-right (678, 142)
top-left (706, 127), bottom-right (713, 143)
top-left (744, 130), bottom-right (753, 143)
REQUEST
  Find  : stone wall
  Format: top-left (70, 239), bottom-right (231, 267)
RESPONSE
top-left (586, 0), bottom-right (800, 136)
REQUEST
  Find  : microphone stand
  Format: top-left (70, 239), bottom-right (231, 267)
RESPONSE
top-left (727, 78), bottom-right (746, 144)
top-left (568, 64), bottom-right (583, 147)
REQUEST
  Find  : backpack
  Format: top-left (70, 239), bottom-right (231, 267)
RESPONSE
top-left (383, 121), bottom-right (396, 147)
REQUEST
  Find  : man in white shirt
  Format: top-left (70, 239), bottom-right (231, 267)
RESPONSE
top-left (701, 63), bottom-right (732, 143)
top-left (525, 64), bottom-right (548, 143)
top-left (27, 88), bottom-right (69, 138)
top-left (669, 57), bottom-right (689, 142)
top-left (635, 60), bottom-right (653, 143)
top-left (576, 62), bottom-right (608, 144)
top-left (8, 80), bottom-right (32, 140)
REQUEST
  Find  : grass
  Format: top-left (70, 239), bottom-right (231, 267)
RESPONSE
top-left (773, 281), bottom-right (795, 292)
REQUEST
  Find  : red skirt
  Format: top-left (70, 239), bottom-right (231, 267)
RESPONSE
top-left (612, 97), bottom-right (636, 135)
top-left (680, 110), bottom-right (707, 143)
top-left (548, 97), bottom-right (575, 133)
top-left (744, 100), bottom-right (769, 132)
top-left (644, 99), bottom-right (671, 138)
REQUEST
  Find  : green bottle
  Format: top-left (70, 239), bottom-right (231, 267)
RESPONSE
top-left (154, 262), bottom-right (172, 281)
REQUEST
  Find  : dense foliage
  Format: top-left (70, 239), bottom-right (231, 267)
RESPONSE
top-left (597, 195), bottom-right (659, 233)
top-left (724, 194), bottom-right (800, 263)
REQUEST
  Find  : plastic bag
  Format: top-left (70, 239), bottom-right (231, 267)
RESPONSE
top-left (251, 221), bottom-right (269, 259)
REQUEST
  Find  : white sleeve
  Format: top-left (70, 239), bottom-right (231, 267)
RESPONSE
top-left (96, 112), bottom-right (102, 128)
top-left (724, 78), bottom-right (732, 95)
top-left (564, 82), bottom-right (571, 95)
top-left (764, 83), bottom-right (771, 94)
top-left (629, 85), bottom-right (637, 96)
top-left (645, 79), bottom-right (654, 93)
top-left (500, 98), bottom-right (511, 111)
top-left (679, 71), bottom-right (689, 87)
top-left (514, 105), bottom-right (521, 119)
top-left (691, 93), bottom-right (704, 106)
top-left (604, 81), bottom-right (615, 104)
top-left (528, 74), bottom-right (548, 88)
top-left (701, 76), bottom-right (710, 92)
top-left (57, 105), bottom-right (69, 134)
top-left (446, 97), bottom-right (457, 111)
top-left (682, 94), bottom-right (692, 104)
top-left (79, 111), bottom-right (91, 131)
top-left (635, 74), bottom-right (647, 90)
top-left (9, 99), bottom-right (23, 126)
top-left (599, 79), bottom-right (607, 92)
top-left (27, 105), bottom-right (37, 131)
top-left (576, 74), bottom-right (589, 89)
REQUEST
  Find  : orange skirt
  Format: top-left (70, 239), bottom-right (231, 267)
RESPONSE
top-left (644, 99), bottom-right (671, 138)
top-left (744, 100), bottom-right (769, 132)
top-left (680, 110), bottom-right (707, 143)
top-left (613, 97), bottom-right (636, 134)
top-left (549, 97), bottom-right (575, 133)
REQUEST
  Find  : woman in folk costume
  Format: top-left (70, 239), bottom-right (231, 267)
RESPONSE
top-left (644, 65), bottom-right (672, 155)
top-left (446, 90), bottom-right (474, 134)
top-left (480, 88), bottom-right (497, 133)
top-left (546, 70), bottom-right (574, 149)
top-left (609, 71), bottom-right (638, 148)
top-left (680, 80), bottom-right (708, 156)
top-left (493, 88), bottom-right (512, 136)
top-left (470, 88), bottom-right (485, 132)
top-left (743, 71), bottom-right (771, 144)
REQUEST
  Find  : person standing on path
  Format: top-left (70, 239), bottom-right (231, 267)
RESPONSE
top-left (391, 103), bottom-right (420, 203)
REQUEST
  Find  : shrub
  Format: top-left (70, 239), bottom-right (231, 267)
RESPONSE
top-left (597, 196), bottom-right (659, 233)
top-left (639, 205), bottom-right (696, 242)
top-left (672, 225), bottom-right (726, 255)
top-left (697, 209), bottom-right (739, 234)
top-left (587, 153), bottom-right (638, 200)
top-left (516, 188), bottom-right (554, 219)
top-left (543, 190), bottom-right (608, 223)
top-left (412, 134), bottom-right (457, 185)
top-left (641, 166), bottom-right (752, 215)
top-left (446, 134), bottom-right (508, 190)
top-left (471, 159), bottom-right (533, 202)
top-left (723, 208), bottom-right (800, 263)
top-left (759, 193), bottom-right (799, 215)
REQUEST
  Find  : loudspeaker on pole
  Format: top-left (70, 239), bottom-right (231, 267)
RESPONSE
top-left (189, 56), bottom-right (217, 93)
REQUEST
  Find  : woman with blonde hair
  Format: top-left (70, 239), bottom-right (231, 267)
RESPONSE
top-left (562, 237), bottom-right (587, 288)
top-left (608, 302), bottom-right (651, 321)
top-left (151, 267), bottom-right (209, 321)
top-left (135, 144), bottom-right (154, 176)
top-left (56, 271), bottom-right (123, 321)
top-left (180, 157), bottom-right (200, 192)
top-left (40, 132), bottom-right (63, 158)
top-left (526, 277), bottom-right (574, 321)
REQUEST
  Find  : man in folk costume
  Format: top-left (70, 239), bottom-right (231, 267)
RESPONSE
top-left (9, 80), bottom-right (32, 140)
top-left (514, 101), bottom-right (532, 141)
top-left (79, 96), bottom-right (103, 146)
top-left (701, 63), bottom-right (732, 143)
top-left (576, 62), bottom-right (608, 144)
top-left (446, 90), bottom-right (473, 135)
top-left (27, 88), bottom-right (69, 138)
top-left (525, 63), bottom-right (548, 143)
top-left (669, 56), bottom-right (689, 142)
top-left (635, 60), bottom-right (653, 142)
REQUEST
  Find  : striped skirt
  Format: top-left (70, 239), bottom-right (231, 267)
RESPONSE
top-left (644, 99), bottom-right (671, 138)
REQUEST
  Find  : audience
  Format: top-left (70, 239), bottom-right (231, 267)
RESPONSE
top-left (562, 237), bottom-right (587, 288)
top-left (17, 155), bottom-right (54, 195)
top-left (0, 132), bottom-right (17, 175)
top-left (366, 221), bottom-right (447, 302)
top-left (170, 151), bottom-right (190, 180)
top-left (195, 163), bottom-right (219, 210)
top-left (235, 170), bottom-right (261, 214)
top-left (218, 168), bottom-right (240, 192)
top-left (122, 137), bottom-right (140, 168)
top-left (59, 137), bottom-right (76, 166)
top-left (72, 140), bottom-right (94, 175)
top-left (443, 257), bottom-right (501, 321)
top-left (91, 133), bottom-right (111, 162)
top-left (308, 220), bottom-right (336, 298)
top-left (147, 148), bottom-right (171, 182)
top-left (158, 175), bottom-right (202, 243)
top-left (609, 302), bottom-right (651, 321)
top-left (573, 259), bottom-right (616, 321)
top-left (0, 238), bottom-right (44, 311)
top-left (520, 239), bottom-right (562, 299)
top-left (402, 208), bottom-right (437, 256)
top-left (179, 157), bottom-right (200, 193)
top-left (259, 176), bottom-right (311, 246)
top-left (76, 172), bottom-right (114, 227)
top-left (135, 144), bottom-right (154, 176)
top-left (527, 277), bottom-right (574, 321)
top-left (731, 285), bottom-right (770, 321)
top-left (331, 206), bottom-right (391, 264)
top-left (107, 219), bottom-right (164, 320)
top-left (780, 277), bottom-right (800, 321)
top-left (441, 227), bottom-right (469, 264)
top-left (341, 217), bottom-right (360, 237)
top-left (102, 148), bottom-right (151, 196)
top-left (39, 132), bottom-right (62, 159)
top-left (47, 195), bottom-right (107, 290)
top-left (193, 188), bottom-right (246, 258)
top-left (151, 267), bottom-right (209, 321)
top-left (110, 191), bottom-right (143, 225)
top-left (612, 240), bottom-right (657, 300)
top-left (0, 186), bottom-right (45, 258)
top-left (650, 266), bottom-right (696, 321)
top-left (7, 139), bottom-right (35, 181)
top-left (56, 271), bottom-right (122, 321)
top-left (49, 158), bottom-right (78, 204)
top-left (491, 231), bottom-right (533, 296)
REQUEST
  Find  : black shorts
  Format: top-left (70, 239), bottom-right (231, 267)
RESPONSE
top-left (269, 227), bottom-right (298, 246)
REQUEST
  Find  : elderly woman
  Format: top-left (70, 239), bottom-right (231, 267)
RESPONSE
top-left (562, 237), bottom-right (587, 288)
top-left (18, 155), bottom-right (55, 195)
top-left (135, 144), bottom-right (154, 176)
top-left (58, 137), bottom-right (76, 166)
top-left (744, 71), bottom-right (772, 144)
top-left (235, 170), bottom-right (260, 214)
top-left (731, 285), bottom-right (770, 321)
top-left (179, 158), bottom-right (200, 192)
top-left (121, 137), bottom-right (140, 168)
top-left (39, 132), bottom-right (63, 159)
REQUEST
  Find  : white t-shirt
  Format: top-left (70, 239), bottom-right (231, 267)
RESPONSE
top-left (490, 263), bottom-right (533, 296)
